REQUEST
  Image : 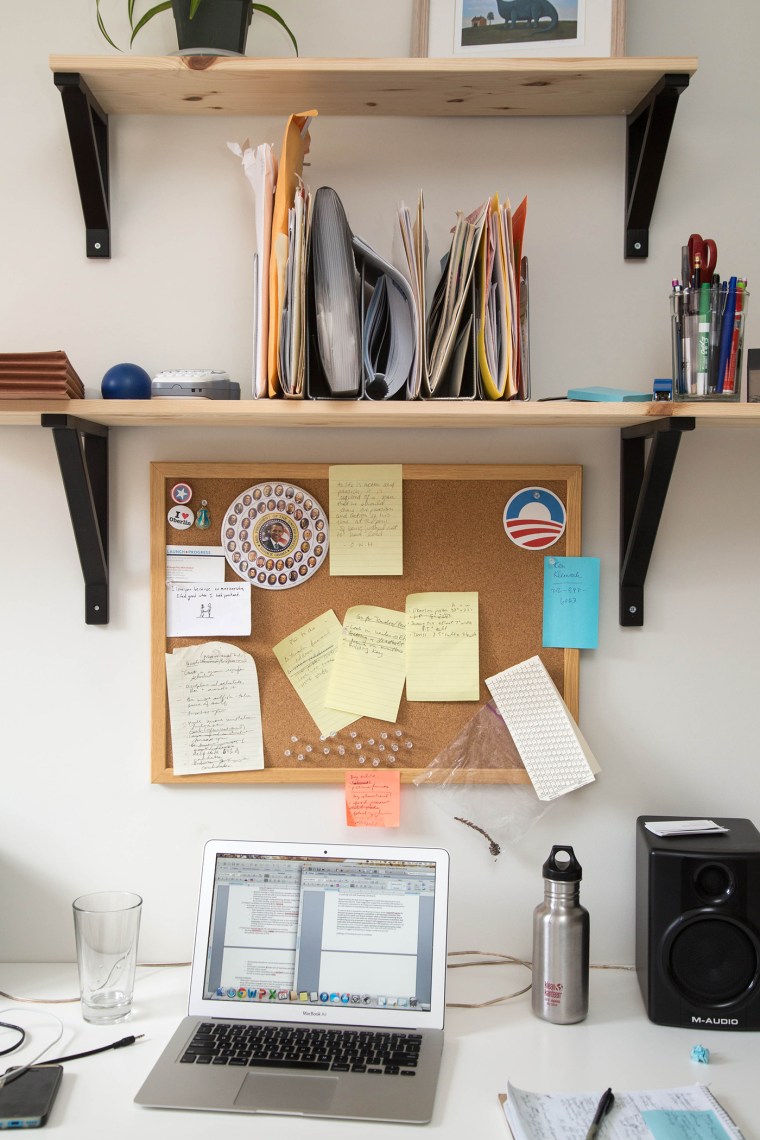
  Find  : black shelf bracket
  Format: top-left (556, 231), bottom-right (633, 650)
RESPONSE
top-left (42, 415), bottom-right (109, 625)
top-left (54, 71), bottom-right (110, 259)
top-left (625, 73), bottom-right (690, 259)
top-left (620, 417), bottom-right (695, 626)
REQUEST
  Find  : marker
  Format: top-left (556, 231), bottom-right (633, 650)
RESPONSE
top-left (696, 282), bottom-right (711, 395)
top-left (707, 277), bottom-right (723, 393)
top-left (723, 281), bottom-right (746, 394)
top-left (716, 277), bottom-right (737, 393)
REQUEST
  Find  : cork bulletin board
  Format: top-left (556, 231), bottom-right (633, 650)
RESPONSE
top-left (150, 463), bottom-right (582, 784)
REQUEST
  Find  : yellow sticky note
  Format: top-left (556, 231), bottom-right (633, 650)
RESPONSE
top-left (345, 770), bottom-right (400, 828)
top-left (405, 592), bottom-right (480, 701)
top-left (272, 610), bottom-right (358, 737)
top-left (326, 605), bottom-right (406, 722)
top-left (329, 464), bottom-right (403, 576)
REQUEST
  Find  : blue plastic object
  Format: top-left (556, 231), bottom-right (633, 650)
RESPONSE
top-left (101, 362), bottom-right (152, 400)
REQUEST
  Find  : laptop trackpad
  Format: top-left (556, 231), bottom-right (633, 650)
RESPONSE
top-left (234, 1072), bottom-right (338, 1114)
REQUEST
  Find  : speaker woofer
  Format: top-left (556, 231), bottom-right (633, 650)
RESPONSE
top-left (665, 916), bottom-right (759, 1006)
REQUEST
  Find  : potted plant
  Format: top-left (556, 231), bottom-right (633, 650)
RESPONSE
top-left (96, 0), bottom-right (298, 55)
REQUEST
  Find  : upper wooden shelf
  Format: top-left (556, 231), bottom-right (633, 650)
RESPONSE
top-left (1, 399), bottom-right (756, 430)
top-left (49, 54), bottom-right (698, 118)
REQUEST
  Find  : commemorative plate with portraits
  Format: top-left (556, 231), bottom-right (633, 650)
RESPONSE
top-left (221, 482), bottom-right (329, 590)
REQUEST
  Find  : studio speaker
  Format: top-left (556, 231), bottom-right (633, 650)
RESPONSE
top-left (636, 816), bottom-right (760, 1030)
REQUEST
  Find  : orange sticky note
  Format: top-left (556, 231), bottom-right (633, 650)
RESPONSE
top-left (345, 770), bottom-right (400, 828)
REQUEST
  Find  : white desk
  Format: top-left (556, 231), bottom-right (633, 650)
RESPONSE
top-left (1, 964), bottom-right (757, 1138)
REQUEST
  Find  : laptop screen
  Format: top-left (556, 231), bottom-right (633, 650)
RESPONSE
top-left (200, 851), bottom-right (439, 1018)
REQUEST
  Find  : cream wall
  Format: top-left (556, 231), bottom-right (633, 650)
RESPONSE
top-left (0, 1), bottom-right (758, 967)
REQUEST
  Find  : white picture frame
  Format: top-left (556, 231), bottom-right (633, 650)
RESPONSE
top-left (420, 0), bottom-right (625, 59)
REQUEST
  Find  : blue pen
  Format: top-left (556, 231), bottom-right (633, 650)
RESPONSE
top-left (716, 277), bottom-right (737, 393)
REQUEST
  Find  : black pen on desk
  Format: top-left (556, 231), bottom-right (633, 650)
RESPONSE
top-left (585, 1087), bottom-right (614, 1139)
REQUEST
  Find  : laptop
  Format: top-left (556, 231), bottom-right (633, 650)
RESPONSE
top-left (135, 839), bottom-right (450, 1124)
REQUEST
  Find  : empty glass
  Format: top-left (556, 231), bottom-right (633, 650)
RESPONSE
top-left (73, 891), bottom-right (142, 1023)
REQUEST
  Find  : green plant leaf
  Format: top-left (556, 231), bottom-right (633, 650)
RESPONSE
top-left (127, 0), bottom-right (137, 28)
top-left (251, 3), bottom-right (299, 55)
top-left (129, 0), bottom-right (173, 46)
top-left (95, 0), bottom-right (122, 50)
top-left (189, 0), bottom-right (204, 17)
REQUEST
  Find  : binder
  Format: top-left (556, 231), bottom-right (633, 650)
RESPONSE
top-left (306, 187), bottom-right (362, 399)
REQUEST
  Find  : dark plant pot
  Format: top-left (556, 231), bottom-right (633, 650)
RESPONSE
top-left (171, 0), bottom-right (253, 55)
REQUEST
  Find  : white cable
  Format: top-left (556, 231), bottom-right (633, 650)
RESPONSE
top-left (0, 1007), bottom-right (65, 1090)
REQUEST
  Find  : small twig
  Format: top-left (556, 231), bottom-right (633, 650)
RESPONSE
top-left (454, 817), bottom-right (501, 857)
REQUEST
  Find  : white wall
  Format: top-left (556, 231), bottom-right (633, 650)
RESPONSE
top-left (1, 1), bottom-right (758, 968)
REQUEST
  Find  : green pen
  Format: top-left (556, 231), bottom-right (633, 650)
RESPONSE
top-left (697, 282), bottom-right (711, 395)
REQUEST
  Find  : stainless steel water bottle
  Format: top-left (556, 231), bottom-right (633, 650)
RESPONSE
top-left (531, 845), bottom-right (589, 1024)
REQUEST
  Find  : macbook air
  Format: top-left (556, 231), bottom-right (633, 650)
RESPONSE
top-left (135, 839), bottom-right (449, 1123)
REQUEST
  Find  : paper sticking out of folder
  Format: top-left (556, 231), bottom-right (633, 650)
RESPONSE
top-left (308, 187), bottom-right (362, 397)
top-left (228, 139), bottom-right (276, 398)
top-left (427, 198), bottom-right (489, 397)
top-left (486, 656), bottom-right (599, 801)
top-left (268, 110), bottom-right (317, 397)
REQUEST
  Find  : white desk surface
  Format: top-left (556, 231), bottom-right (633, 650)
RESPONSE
top-left (1, 963), bottom-right (757, 1138)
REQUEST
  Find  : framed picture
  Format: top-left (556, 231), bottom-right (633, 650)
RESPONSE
top-left (418, 0), bottom-right (626, 59)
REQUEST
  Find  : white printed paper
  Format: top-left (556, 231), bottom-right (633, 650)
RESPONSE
top-left (165, 642), bottom-right (264, 776)
top-left (166, 545), bottom-right (227, 584)
top-left (166, 582), bottom-right (251, 637)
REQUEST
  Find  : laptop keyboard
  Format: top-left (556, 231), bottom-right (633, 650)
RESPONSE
top-left (180, 1022), bottom-right (421, 1076)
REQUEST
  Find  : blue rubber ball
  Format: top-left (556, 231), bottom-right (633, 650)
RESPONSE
top-left (101, 362), bottom-right (152, 399)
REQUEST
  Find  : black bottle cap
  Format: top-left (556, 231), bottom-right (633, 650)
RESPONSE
top-left (543, 845), bottom-right (582, 881)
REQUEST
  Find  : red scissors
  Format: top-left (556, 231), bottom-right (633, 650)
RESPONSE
top-left (688, 233), bottom-right (718, 281)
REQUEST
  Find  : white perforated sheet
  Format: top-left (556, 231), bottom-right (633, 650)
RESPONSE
top-left (485, 656), bottom-right (596, 801)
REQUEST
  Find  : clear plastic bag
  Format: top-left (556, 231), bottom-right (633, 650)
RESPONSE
top-left (413, 701), bottom-right (553, 856)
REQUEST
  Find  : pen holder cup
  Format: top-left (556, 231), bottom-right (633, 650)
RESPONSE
top-left (671, 288), bottom-right (748, 401)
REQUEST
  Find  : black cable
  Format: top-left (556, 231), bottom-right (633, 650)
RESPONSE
top-left (0, 1021), bottom-right (26, 1057)
top-left (43, 1034), bottom-right (144, 1065)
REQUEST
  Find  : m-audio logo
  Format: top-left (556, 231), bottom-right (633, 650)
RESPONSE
top-left (691, 1016), bottom-right (739, 1026)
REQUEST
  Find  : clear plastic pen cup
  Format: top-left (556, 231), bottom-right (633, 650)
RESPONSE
top-left (671, 287), bottom-right (748, 401)
top-left (73, 890), bottom-right (142, 1023)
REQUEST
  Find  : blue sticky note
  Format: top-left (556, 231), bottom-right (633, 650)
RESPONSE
top-left (542, 556), bottom-right (600, 649)
top-left (641, 1109), bottom-right (731, 1139)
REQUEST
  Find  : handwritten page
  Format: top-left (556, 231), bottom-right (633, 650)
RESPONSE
top-left (345, 770), bottom-right (400, 827)
top-left (329, 464), bottom-right (403, 576)
top-left (326, 605), bottom-right (407, 722)
top-left (165, 642), bottom-right (264, 776)
top-left (542, 556), bottom-right (600, 649)
top-left (405, 591), bottom-right (479, 701)
top-left (166, 582), bottom-right (252, 638)
top-left (502, 1083), bottom-right (743, 1140)
top-left (272, 610), bottom-right (358, 736)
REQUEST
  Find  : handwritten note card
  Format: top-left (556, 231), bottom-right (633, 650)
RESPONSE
top-left (166, 582), bottom-right (252, 638)
top-left (542, 556), bottom-right (600, 649)
top-left (165, 641), bottom-right (264, 776)
top-left (345, 770), bottom-right (400, 827)
top-left (405, 591), bottom-right (479, 701)
top-left (326, 605), bottom-right (406, 722)
top-left (272, 610), bottom-right (358, 737)
top-left (329, 464), bottom-right (403, 576)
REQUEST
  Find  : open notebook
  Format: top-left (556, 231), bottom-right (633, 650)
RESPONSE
top-left (136, 839), bottom-right (449, 1123)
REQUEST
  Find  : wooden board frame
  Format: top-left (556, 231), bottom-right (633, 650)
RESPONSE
top-left (151, 462), bottom-right (582, 784)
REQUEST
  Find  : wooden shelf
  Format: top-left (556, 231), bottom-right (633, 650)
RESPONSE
top-left (1, 399), bottom-right (756, 430)
top-left (49, 54), bottom-right (697, 118)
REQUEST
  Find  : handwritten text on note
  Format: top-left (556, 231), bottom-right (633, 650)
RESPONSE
top-left (542, 556), bottom-right (600, 649)
top-left (326, 605), bottom-right (407, 723)
top-left (405, 591), bottom-right (479, 701)
top-left (345, 770), bottom-right (401, 827)
top-left (165, 641), bottom-right (264, 776)
top-left (329, 464), bottom-right (403, 576)
top-left (272, 610), bottom-right (358, 736)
